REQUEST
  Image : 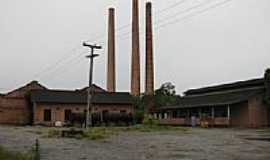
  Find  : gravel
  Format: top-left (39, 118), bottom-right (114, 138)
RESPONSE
top-left (0, 126), bottom-right (270, 160)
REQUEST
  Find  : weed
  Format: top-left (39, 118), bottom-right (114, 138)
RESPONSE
top-left (0, 146), bottom-right (33, 160)
top-left (47, 129), bottom-right (61, 138)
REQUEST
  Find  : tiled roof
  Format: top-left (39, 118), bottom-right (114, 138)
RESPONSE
top-left (76, 84), bottom-right (106, 93)
top-left (161, 88), bottom-right (264, 110)
top-left (185, 78), bottom-right (264, 96)
top-left (30, 90), bottom-right (133, 105)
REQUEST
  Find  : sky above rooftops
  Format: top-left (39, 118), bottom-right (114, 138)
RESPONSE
top-left (0, 0), bottom-right (269, 94)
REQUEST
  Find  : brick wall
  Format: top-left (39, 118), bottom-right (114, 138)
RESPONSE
top-left (33, 102), bottom-right (133, 126)
top-left (230, 102), bottom-right (250, 127)
top-left (248, 96), bottom-right (269, 127)
top-left (0, 81), bottom-right (46, 125)
top-left (0, 97), bottom-right (31, 124)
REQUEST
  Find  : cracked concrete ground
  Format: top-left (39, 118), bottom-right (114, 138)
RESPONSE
top-left (0, 125), bottom-right (270, 160)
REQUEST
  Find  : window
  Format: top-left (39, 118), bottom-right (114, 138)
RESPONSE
top-left (120, 110), bottom-right (126, 114)
top-left (201, 107), bottom-right (212, 118)
top-left (215, 106), bottom-right (227, 117)
top-left (190, 109), bottom-right (199, 117)
top-left (178, 110), bottom-right (187, 118)
top-left (65, 109), bottom-right (72, 122)
top-left (44, 109), bottom-right (51, 122)
top-left (102, 110), bottom-right (109, 115)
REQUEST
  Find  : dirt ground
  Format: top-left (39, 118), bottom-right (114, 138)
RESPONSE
top-left (0, 126), bottom-right (270, 160)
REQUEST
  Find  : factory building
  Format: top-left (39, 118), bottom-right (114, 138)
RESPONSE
top-left (155, 71), bottom-right (270, 128)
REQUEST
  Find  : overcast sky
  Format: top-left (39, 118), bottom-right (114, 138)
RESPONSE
top-left (0, 0), bottom-right (269, 94)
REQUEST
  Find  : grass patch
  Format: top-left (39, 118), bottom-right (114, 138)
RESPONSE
top-left (130, 125), bottom-right (190, 132)
top-left (82, 127), bottom-right (115, 140)
top-left (45, 125), bottom-right (190, 140)
top-left (0, 146), bottom-right (33, 160)
top-left (47, 129), bottom-right (62, 138)
top-left (82, 125), bottom-right (189, 140)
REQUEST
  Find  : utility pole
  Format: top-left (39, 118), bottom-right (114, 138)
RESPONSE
top-left (82, 42), bottom-right (102, 129)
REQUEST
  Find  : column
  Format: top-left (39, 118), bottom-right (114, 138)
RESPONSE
top-left (227, 105), bottom-right (231, 126)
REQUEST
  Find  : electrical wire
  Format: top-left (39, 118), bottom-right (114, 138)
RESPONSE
top-left (35, 0), bottom-right (233, 82)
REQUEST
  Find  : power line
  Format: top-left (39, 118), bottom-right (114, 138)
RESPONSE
top-left (84, 0), bottom-right (189, 43)
top-left (156, 0), bottom-right (187, 15)
top-left (112, 0), bottom-right (228, 42)
top-left (156, 0), bottom-right (232, 30)
top-left (40, 50), bottom-right (88, 81)
top-left (34, 0), bottom-right (190, 80)
top-left (156, 0), bottom-right (215, 24)
top-left (35, 0), bottom-right (232, 82)
top-left (33, 45), bottom-right (83, 79)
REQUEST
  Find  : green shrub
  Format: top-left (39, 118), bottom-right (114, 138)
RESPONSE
top-left (47, 129), bottom-right (61, 138)
top-left (142, 114), bottom-right (159, 127)
top-left (83, 127), bottom-right (115, 140)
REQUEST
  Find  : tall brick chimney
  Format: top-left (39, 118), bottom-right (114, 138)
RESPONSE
top-left (107, 8), bottom-right (116, 92)
top-left (145, 2), bottom-right (154, 95)
top-left (131, 0), bottom-right (141, 96)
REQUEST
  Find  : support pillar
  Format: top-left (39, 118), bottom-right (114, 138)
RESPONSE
top-left (211, 107), bottom-right (215, 119)
top-left (211, 107), bottom-right (215, 127)
top-left (164, 113), bottom-right (168, 119)
top-left (227, 105), bottom-right (231, 126)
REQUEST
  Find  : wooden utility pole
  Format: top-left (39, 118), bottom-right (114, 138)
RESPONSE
top-left (82, 42), bottom-right (102, 129)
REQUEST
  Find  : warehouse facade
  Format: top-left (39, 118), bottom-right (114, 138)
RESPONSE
top-left (30, 90), bottom-right (133, 126)
top-left (0, 81), bottom-right (134, 126)
top-left (155, 73), bottom-right (270, 128)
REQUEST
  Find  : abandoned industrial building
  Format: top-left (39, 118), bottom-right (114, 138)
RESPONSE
top-left (1, 0), bottom-right (270, 128)
top-left (0, 81), bottom-right (133, 126)
top-left (156, 72), bottom-right (270, 128)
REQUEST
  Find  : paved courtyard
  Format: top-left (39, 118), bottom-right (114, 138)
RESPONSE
top-left (0, 125), bottom-right (270, 160)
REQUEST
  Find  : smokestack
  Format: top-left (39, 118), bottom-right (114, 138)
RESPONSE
top-left (131, 0), bottom-right (141, 96)
top-left (107, 8), bottom-right (116, 92)
top-left (145, 2), bottom-right (154, 95)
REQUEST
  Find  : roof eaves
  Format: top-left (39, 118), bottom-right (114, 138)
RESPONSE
top-left (185, 78), bottom-right (264, 95)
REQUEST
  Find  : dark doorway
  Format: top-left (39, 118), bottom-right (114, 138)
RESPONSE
top-left (44, 109), bottom-right (51, 122)
top-left (65, 109), bottom-right (72, 122)
top-left (120, 110), bottom-right (126, 114)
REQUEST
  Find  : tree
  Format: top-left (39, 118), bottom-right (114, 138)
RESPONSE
top-left (264, 68), bottom-right (270, 105)
top-left (132, 82), bottom-right (179, 123)
top-left (155, 82), bottom-right (176, 96)
top-left (153, 82), bottom-right (179, 108)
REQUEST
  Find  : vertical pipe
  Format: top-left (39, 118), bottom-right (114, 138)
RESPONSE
top-left (145, 2), bottom-right (154, 95)
top-left (107, 8), bottom-right (116, 92)
top-left (131, 0), bottom-right (140, 96)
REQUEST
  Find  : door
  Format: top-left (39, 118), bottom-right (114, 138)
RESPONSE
top-left (64, 109), bottom-right (72, 122)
